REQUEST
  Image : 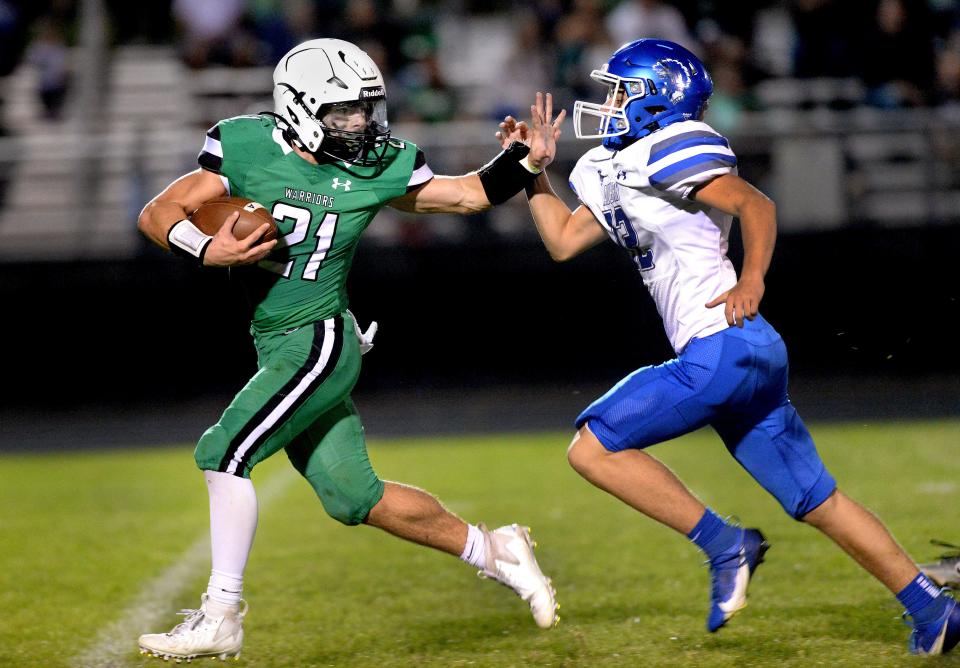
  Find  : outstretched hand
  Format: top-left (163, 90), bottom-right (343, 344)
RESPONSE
top-left (202, 212), bottom-right (277, 267)
top-left (705, 275), bottom-right (765, 327)
top-left (496, 116), bottom-right (528, 149)
top-left (494, 92), bottom-right (566, 170)
top-left (527, 92), bottom-right (566, 170)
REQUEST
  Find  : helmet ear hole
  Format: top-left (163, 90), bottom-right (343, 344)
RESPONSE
top-left (287, 107), bottom-right (300, 125)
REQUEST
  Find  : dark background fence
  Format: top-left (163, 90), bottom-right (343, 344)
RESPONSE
top-left (4, 224), bottom-right (957, 407)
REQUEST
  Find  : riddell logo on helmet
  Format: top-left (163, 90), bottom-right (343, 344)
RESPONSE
top-left (359, 86), bottom-right (385, 100)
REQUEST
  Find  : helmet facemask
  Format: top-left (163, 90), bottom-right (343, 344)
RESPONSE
top-left (317, 98), bottom-right (390, 167)
top-left (277, 85), bottom-right (391, 167)
top-left (573, 71), bottom-right (652, 142)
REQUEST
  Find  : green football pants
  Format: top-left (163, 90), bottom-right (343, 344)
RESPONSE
top-left (194, 314), bottom-right (384, 525)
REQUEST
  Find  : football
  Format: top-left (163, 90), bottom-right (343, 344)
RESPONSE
top-left (189, 197), bottom-right (278, 242)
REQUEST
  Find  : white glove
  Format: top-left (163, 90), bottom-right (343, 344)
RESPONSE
top-left (347, 309), bottom-right (378, 355)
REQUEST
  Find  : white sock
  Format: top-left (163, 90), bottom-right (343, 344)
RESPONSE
top-left (206, 570), bottom-right (243, 612)
top-left (459, 523), bottom-right (487, 570)
top-left (204, 470), bottom-right (258, 607)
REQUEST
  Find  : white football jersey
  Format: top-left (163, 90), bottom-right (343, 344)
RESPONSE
top-left (569, 120), bottom-right (739, 353)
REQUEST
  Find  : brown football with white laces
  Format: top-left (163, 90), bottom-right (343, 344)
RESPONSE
top-left (190, 197), bottom-right (278, 242)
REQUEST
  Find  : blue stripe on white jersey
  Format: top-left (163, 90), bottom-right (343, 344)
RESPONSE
top-left (644, 123), bottom-right (738, 196)
top-left (647, 131), bottom-right (730, 164)
top-left (649, 152), bottom-right (737, 192)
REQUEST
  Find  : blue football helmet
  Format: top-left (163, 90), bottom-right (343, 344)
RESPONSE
top-left (573, 39), bottom-right (713, 150)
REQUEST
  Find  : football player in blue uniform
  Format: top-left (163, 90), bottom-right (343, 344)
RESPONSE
top-left (501, 39), bottom-right (959, 655)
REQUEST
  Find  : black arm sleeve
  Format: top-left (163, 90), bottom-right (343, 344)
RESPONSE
top-left (477, 142), bottom-right (539, 205)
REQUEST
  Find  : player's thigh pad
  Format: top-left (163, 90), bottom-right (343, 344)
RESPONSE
top-left (284, 398), bottom-right (384, 526)
top-left (712, 319), bottom-right (836, 518)
top-left (714, 404), bottom-right (836, 519)
top-left (195, 315), bottom-right (360, 477)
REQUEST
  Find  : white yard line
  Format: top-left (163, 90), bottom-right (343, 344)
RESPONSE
top-left (73, 467), bottom-right (298, 668)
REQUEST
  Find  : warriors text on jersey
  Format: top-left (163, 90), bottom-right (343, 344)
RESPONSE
top-left (198, 114), bottom-right (433, 333)
top-left (568, 119), bottom-right (739, 353)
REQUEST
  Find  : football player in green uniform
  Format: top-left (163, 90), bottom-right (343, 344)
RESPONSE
top-left (135, 38), bottom-right (564, 662)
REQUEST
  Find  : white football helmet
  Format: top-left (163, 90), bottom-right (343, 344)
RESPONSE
top-left (272, 38), bottom-right (390, 166)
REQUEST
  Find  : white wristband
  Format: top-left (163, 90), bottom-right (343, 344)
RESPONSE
top-left (167, 219), bottom-right (213, 262)
top-left (519, 155), bottom-right (543, 175)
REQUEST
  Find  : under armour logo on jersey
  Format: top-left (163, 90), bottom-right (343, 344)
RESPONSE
top-left (331, 178), bottom-right (352, 191)
top-left (616, 170), bottom-right (626, 181)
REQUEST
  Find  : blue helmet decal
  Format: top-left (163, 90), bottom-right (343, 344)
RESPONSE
top-left (573, 39), bottom-right (713, 150)
top-left (653, 58), bottom-right (695, 105)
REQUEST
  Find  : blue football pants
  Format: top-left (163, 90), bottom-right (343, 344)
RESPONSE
top-left (576, 315), bottom-right (836, 519)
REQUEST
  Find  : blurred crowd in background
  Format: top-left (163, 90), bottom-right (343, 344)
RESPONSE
top-left (2, 0), bottom-right (959, 399)
top-left (2, 0), bottom-right (960, 132)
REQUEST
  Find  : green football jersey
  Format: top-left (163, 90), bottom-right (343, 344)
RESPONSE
top-left (198, 114), bottom-right (423, 333)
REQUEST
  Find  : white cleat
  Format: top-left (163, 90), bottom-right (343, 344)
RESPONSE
top-left (478, 523), bottom-right (559, 629)
top-left (138, 594), bottom-right (246, 662)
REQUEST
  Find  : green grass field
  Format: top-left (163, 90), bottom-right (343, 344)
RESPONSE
top-left (2, 420), bottom-right (959, 667)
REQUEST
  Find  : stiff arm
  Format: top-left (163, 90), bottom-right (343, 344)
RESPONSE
top-left (388, 173), bottom-right (492, 215)
top-left (389, 143), bottom-right (557, 215)
top-left (391, 94), bottom-right (563, 215)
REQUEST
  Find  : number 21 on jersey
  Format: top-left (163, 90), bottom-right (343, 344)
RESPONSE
top-left (603, 206), bottom-right (654, 272)
top-left (258, 202), bottom-right (338, 280)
